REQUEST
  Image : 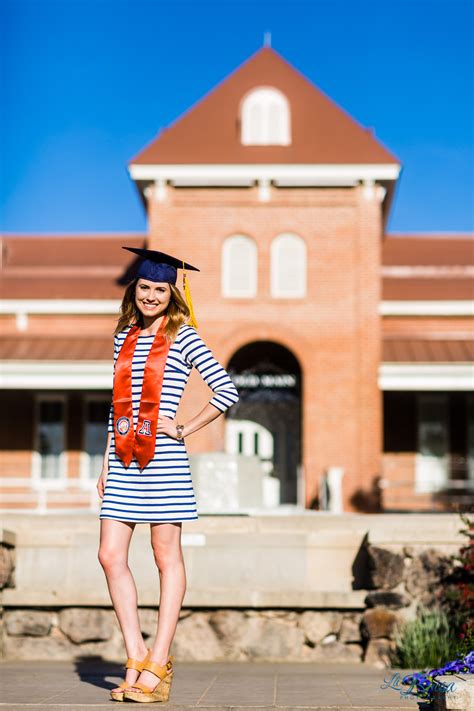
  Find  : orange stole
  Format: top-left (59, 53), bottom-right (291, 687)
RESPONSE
top-left (112, 316), bottom-right (171, 468)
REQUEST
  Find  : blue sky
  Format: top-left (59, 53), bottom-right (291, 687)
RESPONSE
top-left (2, 0), bottom-right (473, 234)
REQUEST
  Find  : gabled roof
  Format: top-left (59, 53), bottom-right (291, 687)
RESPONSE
top-left (129, 47), bottom-right (399, 166)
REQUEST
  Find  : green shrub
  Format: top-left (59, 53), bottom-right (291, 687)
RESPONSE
top-left (392, 607), bottom-right (461, 668)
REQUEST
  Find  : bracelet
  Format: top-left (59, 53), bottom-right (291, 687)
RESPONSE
top-left (176, 424), bottom-right (185, 440)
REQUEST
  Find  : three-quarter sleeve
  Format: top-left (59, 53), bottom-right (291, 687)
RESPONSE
top-left (179, 326), bottom-right (239, 413)
top-left (107, 335), bottom-right (120, 432)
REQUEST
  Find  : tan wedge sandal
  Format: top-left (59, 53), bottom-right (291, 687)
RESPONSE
top-left (110, 648), bottom-right (151, 702)
top-left (123, 656), bottom-right (174, 703)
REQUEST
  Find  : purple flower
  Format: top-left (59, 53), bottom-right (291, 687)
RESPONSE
top-left (402, 650), bottom-right (474, 701)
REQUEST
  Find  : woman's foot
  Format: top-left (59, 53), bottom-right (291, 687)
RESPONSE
top-left (111, 647), bottom-right (150, 693)
top-left (127, 657), bottom-right (170, 694)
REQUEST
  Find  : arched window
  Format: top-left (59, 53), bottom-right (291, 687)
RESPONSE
top-left (222, 234), bottom-right (258, 298)
top-left (240, 87), bottom-right (291, 145)
top-left (270, 233), bottom-right (307, 298)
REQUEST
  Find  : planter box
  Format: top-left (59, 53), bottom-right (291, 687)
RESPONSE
top-left (433, 674), bottom-right (474, 711)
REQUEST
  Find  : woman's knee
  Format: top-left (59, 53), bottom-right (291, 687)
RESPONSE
top-left (98, 545), bottom-right (127, 570)
top-left (151, 544), bottom-right (183, 572)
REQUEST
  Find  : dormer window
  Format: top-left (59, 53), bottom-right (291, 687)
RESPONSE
top-left (240, 87), bottom-right (291, 145)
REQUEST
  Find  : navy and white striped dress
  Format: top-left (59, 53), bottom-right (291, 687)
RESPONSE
top-left (99, 323), bottom-right (239, 523)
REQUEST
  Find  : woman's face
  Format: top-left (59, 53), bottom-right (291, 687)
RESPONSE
top-left (135, 279), bottom-right (171, 319)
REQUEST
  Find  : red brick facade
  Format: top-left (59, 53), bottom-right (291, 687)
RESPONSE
top-left (0, 48), bottom-right (472, 514)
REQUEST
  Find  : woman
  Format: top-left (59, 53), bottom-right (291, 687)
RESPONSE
top-left (97, 246), bottom-right (239, 703)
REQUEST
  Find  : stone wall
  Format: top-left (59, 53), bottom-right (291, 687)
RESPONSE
top-left (1, 537), bottom-right (456, 667)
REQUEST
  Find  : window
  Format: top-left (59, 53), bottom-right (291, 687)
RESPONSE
top-left (240, 87), bottom-right (291, 145)
top-left (80, 396), bottom-right (110, 486)
top-left (222, 234), bottom-right (257, 298)
top-left (415, 394), bottom-right (449, 493)
top-left (467, 395), bottom-right (474, 481)
top-left (32, 395), bottom-right (67, 489)
top-left (270, 233), bottom-right (307, 298)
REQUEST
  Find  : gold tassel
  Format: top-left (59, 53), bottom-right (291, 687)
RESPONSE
top-left (182, 260), bottom-right (198, 329)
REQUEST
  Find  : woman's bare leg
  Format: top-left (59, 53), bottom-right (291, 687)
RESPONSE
top-left (129, 521), bottom-right (186, 692)
top-left (98, 519), bottom-right (148, 692)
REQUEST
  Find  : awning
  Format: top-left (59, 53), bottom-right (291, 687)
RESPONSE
top-left (0, 336), bottom-right (111, 360)
top-left (382, 337), bottom-right (474, 363)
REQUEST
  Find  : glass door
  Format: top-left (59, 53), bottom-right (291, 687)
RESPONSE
top-left (415, 394), bottom-right (449, 493)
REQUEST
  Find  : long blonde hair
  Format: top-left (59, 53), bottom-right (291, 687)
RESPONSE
top-left (114, 278), bottom-right (192, 342)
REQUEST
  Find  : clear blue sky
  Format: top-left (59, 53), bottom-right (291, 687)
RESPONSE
top-left (2, 0), bottom-right (473, 234)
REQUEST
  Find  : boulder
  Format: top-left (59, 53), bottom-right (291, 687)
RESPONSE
top-left (366, 546), bottom-right (405, 590)
top-left (361, 607), bottom-right (401, 639)
top-left (364, 638), bottom-right (396, 668)
top-left (138, 607), bottom-right (158, 638)
top-left (339, 616), bottom-right (362, 643)
top-left (5, 610), bottom-right (52, 637)
top-left (365, 591), bottom-right (411, 609)
top-left (0, 546), bottom-right (14, 588)
top-left (240, 616), bottom-right (306, 660)
top-left (297, 611), bottom-right (342, 644)
top-left (405, 549), bottom-right (453, 605)
top-left (172, 612), bottom-right (223, 660)
top-left (59, 608), bottom-right (114, 643)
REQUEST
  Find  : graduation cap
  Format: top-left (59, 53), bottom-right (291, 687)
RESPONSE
top-left (122, 246), bottom-right (200, 328)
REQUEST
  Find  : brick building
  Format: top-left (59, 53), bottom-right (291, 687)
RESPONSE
top-left (1, 47), bottom-right (473, 514)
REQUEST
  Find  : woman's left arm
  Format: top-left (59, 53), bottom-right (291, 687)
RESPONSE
top-left (157, 326), bottom-right (240, 439)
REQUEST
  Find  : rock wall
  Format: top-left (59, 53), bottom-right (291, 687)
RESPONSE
top-left (1, 539), bottom-right (455, 667)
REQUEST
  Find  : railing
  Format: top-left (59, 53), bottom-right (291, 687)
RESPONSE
top-left (0, 480), bottom-right (100, 513)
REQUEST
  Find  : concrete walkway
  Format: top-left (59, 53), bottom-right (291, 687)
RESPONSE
top-left (0, 660), bottom-right (428, 710)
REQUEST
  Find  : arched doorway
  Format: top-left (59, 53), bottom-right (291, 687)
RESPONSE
top-left (226, 341), bottom-right (302, 504)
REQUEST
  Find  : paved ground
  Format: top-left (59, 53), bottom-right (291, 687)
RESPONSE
top-left (0, 660), bottom-right (429, 710)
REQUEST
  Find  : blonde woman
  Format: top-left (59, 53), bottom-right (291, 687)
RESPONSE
top-left (97, 246), bottom-right (239, 703)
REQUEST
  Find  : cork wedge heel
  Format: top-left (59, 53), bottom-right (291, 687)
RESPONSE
top-left (110, 648), bottom-right (151, 702)
top-left (123, 656), bottom-right (174, 703)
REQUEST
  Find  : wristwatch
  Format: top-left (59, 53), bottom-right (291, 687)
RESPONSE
top-left (176, 423), bottom-right (185, 440)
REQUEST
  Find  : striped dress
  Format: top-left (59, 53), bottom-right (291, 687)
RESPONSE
top-left (99, 323), bottom-right (240, 523)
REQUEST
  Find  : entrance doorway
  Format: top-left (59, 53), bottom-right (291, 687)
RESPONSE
top-left (226, 341), bottom-right (302, 504)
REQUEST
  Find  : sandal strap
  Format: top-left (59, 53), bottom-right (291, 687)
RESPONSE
top-left (125, 648), bottom-right (151, 671)
top-left (142, 658), bottom-right (173, 680)
top-left (128, 681), bottom-right (154, 694)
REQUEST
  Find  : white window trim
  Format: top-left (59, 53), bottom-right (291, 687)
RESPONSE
top-left (270, 232), bottom-right (307, 299)
top-left (221, 234), bottom-right (258, 298)
top-left (31, 394), bottom-right (68, 491)
top-left (79, 394), bottom-right (110, 490)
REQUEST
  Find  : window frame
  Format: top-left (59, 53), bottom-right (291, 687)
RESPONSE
top-left (270, 232), bottom-right (307, 299)
top-left (79, 393), bottom-right (111, 490)
top-left (31, 393), bottom-right (68, 491)
top-left (240, 86), bottom-right (291, 146)
top-left (221, 233), bottom-right (258, 298)
top-left (415, 393), bottom-right (450, 494)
